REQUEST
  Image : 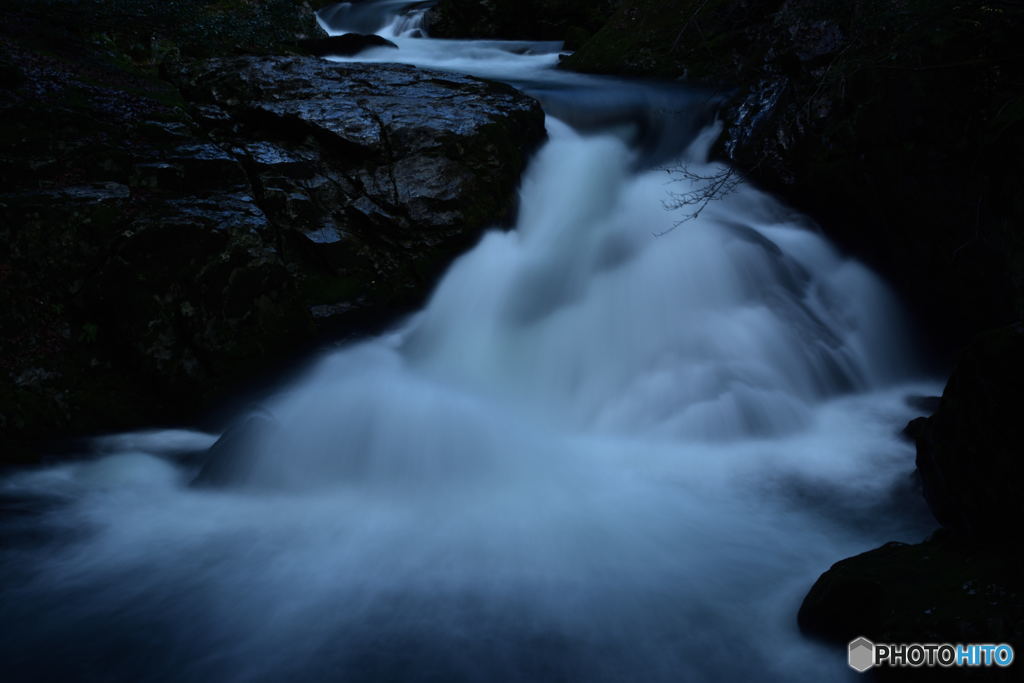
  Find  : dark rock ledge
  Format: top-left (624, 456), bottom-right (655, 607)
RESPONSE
top-left (0, 6), bottom-right (545, 461)
top-left (168, 56), bottom-right (546, 321)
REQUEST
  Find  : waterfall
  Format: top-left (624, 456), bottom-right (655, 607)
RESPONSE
top-left (317, 0), bottom-right (432, 38)
top-left (0, 3), bottom-right (937, 682)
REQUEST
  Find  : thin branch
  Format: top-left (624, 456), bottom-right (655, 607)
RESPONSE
top-left (656, 164), bottom-right (742, 236)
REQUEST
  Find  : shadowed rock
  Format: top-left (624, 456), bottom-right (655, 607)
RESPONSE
top-left (298, 33), bottom-right (398, 57)
top-left (798, 532), bottom-right (1024, 679)
top-left (914, 323), bottom-right (1024, 544)
top-left (170, 56), bottom-right (546, 327)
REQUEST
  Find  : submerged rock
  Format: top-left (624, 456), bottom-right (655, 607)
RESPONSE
top-left (192, 412), bottom-right (278, 488)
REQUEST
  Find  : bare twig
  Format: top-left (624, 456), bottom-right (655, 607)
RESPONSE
top-left (657, 164), bottom-right (742, 236)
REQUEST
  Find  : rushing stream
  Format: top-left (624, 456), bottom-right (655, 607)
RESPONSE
top-left (0, 3), bottom-right (939, 681)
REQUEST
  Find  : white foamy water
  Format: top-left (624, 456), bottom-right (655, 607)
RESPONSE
top-left (318, 1), bottom-right (567, 82)
top-left (0, 3), bottom-right (938, 682)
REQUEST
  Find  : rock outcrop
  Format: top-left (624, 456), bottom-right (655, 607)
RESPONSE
top-left (798, 532), bottom-right (1023, 680)
top-left (0, 6), bottom-right (545, 461)
top-left (169, 56), bottom-right (546, 320)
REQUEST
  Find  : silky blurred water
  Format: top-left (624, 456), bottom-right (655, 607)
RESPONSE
top-left (0, 3), bottom-right (938, 682)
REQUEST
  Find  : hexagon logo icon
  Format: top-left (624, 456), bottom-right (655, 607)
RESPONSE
top-left (848, 637), bottom-right (875, 672)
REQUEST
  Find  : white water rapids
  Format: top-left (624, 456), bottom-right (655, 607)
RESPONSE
top-left (0, 3), bottom-right (939, 681)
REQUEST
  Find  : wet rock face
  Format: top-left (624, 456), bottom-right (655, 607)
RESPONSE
top-left (170, 56), bottom-right (547, 317)
top-left (1, 13), bottom-right (545, 459)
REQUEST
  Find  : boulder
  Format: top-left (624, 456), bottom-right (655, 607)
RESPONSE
top-left (170, 56), bottom-right (546, 322)
top-left (798, 532), bottom-right (1024, 678)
